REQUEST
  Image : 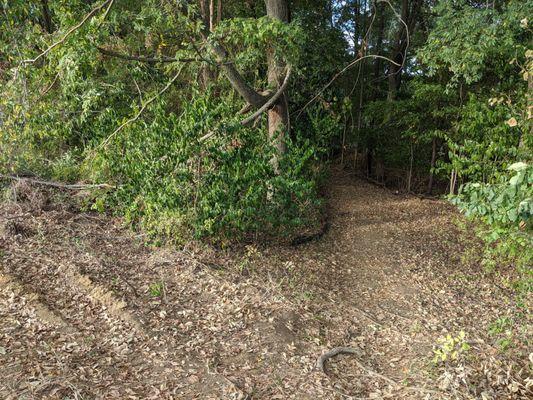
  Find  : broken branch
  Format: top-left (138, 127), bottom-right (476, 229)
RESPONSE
top-left (316, 347), bottom-right (358, 373)
top-left (240, 66), bottom-right (292, 126)
top-left (97, 64), bottom-right (186, 150)
top-left (0, 175), bottom-right (114, 190)
top-left (97, 47), bottom-right (198, 64)
top-left (24, 0), bottom-right (112, 64)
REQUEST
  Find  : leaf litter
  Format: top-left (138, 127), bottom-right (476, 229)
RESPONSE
top-left (0, 167), bottom-right (530, 399)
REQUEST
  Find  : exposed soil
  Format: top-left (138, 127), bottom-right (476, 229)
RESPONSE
top-left (0, 168), bottom-right (531, 399)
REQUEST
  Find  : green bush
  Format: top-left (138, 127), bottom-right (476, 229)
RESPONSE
top-left (88, 92), bottom-right (328, 242)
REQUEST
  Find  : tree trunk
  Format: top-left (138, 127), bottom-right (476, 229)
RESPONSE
top-left (40, 0), bottom-right (53, 33)
top-left (387, 0), bottom-right (421, 101)
top-left (387, 0), bottom-right (408, 101)
top-left (217, 0), bottom-right (222, 25)
top-left (427, 137), bottom-right (437, 194)
top-left (209, 0), bottom-right (215, 31)
top-left (373, 1), bottom-right (385, 80)
top-left (265, 0), bottom-right (290, 172)
top-left (407, 141), bottom-right (413, 192)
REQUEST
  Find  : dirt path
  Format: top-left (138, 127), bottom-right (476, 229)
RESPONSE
top-left (0, 170), bottom-right (530, 399)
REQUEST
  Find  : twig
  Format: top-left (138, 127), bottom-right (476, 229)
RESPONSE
top-left (96, 64), bottom-right (185, 150)
top-left (316, 340), bottom-right (449, 396)
top-left (379, 0), bottom-right (410, 79)
top-left (23, 0), bottom-right (112, 64)
top-left (1, 213), bottom-right (31, 221)
top-left (115, 270), bottom-right (140, 297)
top-left (96, 0), bottom-right (115, 29)
top-left (40, 73), bottom-right (59, 95)
top-left (97, 46), bottom-right (199, 63)
top-left (295, 0), bottom-right (410, 119)
top-left (295, 55), bottom-right (400, 119)
top-left (0, 174), bottom-right (114, 190)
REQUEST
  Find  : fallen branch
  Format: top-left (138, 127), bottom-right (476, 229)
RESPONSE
top-left (316, 347), bottom-right (359, 373)
top-left (317, 346), bottom-right (446, 397)
top-left (97, 46), bottom-right (198, 64)
top-left (240, 66), bottom-right (292, 126)
top-left (198, 66), bottom-right (292, 142)
top-left (96, 64), bottom-right (185, 150)
top-left (0, 174), bottom-right (114, 190)
top-left (290, 220), bottom-right (330, 246)
top-left (23, 0), bottom-right (112, 64)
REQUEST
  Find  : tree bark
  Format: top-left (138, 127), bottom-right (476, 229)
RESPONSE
top-left (427, 137), bottom-right (437, 194)
top-left (373, 1), bottom-right (385, 80)
top-left (209, 0), bottom-right (215, 31)
top-left (217, 0), bottom-right (222, 25)
top-left (40, 0), bottom-right (54, 33)
top-left (210, 43), bottom-right (266, 107)
top-left (265, 0), bottom-right (290, 171)
top-left (387, 0), bottom-right (421, 100)
top-left (387, 0), bottom-right (408, 101)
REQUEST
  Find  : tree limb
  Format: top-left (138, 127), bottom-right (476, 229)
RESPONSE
top-left (97, 46), bottom-right (199, 63)
top-left (0, 175), bottom-right (114, 190)
top-left (210, 42), bottom-right (267, 107)
top-left (295, 54), bottom-right (401, 119)
top-left (240, 66), bottom-right (292, 126)
top-left (96, 64), bottom-right (186, 150)
top-left (24, 0), bottom-right (112, 64)
top-left (99, 0), bottom-right (115, 25)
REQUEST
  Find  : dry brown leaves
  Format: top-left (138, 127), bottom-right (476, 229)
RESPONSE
top-left (0, 169), bottom-right (531, 399)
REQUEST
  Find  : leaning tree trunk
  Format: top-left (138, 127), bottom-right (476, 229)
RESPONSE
top-left (265, 0), bottom-right (290, 172)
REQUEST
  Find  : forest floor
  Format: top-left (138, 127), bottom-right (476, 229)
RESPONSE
top-left (0, 166), bottom-right (531, 400)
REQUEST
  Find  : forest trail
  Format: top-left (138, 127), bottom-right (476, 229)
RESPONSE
top-left (0, 168), bottom-right (530, 399)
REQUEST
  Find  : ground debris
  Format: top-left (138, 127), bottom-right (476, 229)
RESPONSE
top-left (0, 169), bottom-right (530, 399)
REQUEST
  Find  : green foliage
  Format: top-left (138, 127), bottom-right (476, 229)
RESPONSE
top-left (433, 331), bottom-right (471, 365)
top-left (444, 96), bottom-right (522, 184)
top-left (454, 162), bottom-right (532, 228)
top-left (362, 79), bottom-right (456, 175)
top-left (452, 163), bottom-right (532, 290)
top-left (0, 1), bottom-right (333, 243)
top-left (211, 17), bottom-right (305, 69)
top-left (418, 0), bottom-right (531, 86)
top-left (149, 282), bottom-right (163, 297)
top-left (88, 91), bottom-right (328, 242)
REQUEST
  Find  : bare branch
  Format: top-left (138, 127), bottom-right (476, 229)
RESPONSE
top-left (23, 0), bottom-right (112, 64)
top-left (0, 175), bottom-right (114, 190)
top-left (97, 46), bottom-right (199, 63)
top-left (99, 0), bottom-right (116, 26)
top-left (379, 0), bottom-right (411, 76)
top-left (295, 54), bottom-right (400, 119)
top-left (295, 0), bottom-right (410, 119)
top-left (96, 64), bottom-right (186, 150)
